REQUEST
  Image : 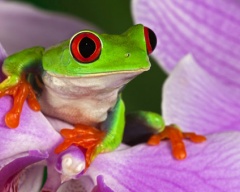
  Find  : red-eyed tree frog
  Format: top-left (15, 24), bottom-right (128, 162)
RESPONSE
top-left (0, 24), bottom-right (206, 167)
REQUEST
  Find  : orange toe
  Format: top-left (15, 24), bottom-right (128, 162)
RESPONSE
top-left (147, 124), bottom-right (206, 160)
top-left (1, 78), bottom-right (40, 128)
top-left (55, 124), bottom-right (105, 167)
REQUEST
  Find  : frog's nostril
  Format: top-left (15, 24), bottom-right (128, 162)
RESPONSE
top-left (144, 26), bottom-right (157, 54)
top-left (125, 53), bottom-right (131, 58)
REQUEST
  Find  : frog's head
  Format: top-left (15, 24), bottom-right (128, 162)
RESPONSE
top-left (43, 24), bottom-right (157, 77)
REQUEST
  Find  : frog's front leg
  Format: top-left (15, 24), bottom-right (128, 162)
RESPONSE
top-left (95, 97), bottom-right (125, 156)
top-left (126, 111), bottom-right (206, 160)
top-left (0, 47), bottom-right (44, 128)
top-left (55, 97), bottom-right (125, 167)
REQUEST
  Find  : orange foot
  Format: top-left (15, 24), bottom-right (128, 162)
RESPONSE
top-left (0, 78), bottom-right (40, 128)
top-left (147, 124), bottom-right (206, 160)
top-left (55, 124), bottom-right (105, 168)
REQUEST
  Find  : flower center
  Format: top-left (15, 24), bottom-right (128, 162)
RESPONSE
top-left (61, 154), bottom-right (86, 177)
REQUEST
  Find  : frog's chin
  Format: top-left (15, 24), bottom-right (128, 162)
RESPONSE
top-left (45, 67), bottom-right (150, 78)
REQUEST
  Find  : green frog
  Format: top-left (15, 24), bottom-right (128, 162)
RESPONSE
top-left (0, 24), bottom-right (206, 166)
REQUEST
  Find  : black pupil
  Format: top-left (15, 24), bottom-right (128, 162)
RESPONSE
top-left (79, 37), bottom-right (96, 58)
top-left (148, 28), bottom-right (157, 51)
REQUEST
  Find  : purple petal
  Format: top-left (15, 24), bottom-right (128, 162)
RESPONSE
top-left (162, 55), bottom-right (240, 134)
top-left (85, 132), bottom-right (240, 192)
top-left (0, 2), bottom-right (99, 54)
top-left (0, 96), bottom-right (61, 189)
top-left (0, 96), bottom-right (61, 161)
top-left (132, 0), bottom-right (240, 84)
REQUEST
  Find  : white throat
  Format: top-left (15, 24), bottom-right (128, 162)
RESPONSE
top-left (39, 71), bottom-right (142, 126)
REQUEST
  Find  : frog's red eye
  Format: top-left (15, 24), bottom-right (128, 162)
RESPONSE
top-left (70, 32), bottom-right (102, 63)
top-left (144, 27), bottom-right (157, 54)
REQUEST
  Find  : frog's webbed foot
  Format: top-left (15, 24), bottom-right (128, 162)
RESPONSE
top-left (0, 76), bottom-right (40, 128)
top-left (55, 124), bottom-right (105, 168)
top-left (147, 124), bottom-right (206, 160)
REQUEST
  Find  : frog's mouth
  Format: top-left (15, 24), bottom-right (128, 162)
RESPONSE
top-left (45, 67), bottom-right (150, 78)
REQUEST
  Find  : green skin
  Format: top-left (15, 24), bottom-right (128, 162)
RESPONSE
top-left (1, 24), bottom-right (165, 160)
